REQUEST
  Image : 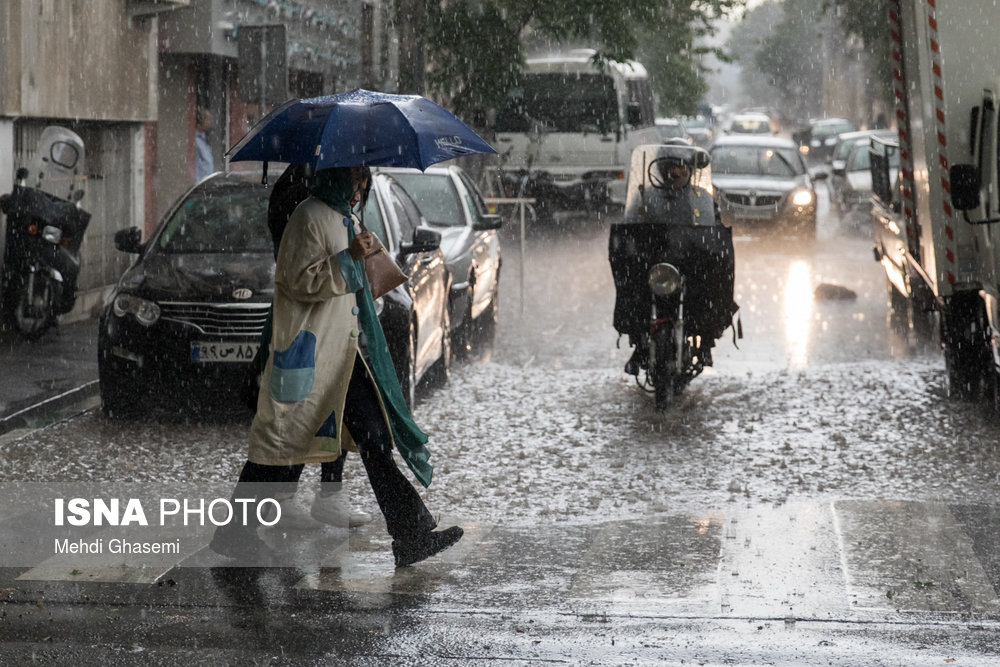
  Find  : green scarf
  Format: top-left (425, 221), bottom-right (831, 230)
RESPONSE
top-left (346, 223), bottom-right (433, 487)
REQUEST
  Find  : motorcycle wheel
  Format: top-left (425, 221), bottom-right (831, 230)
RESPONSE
top-left (12, 274), bottom-right (56, 340)
top-left (650, 328), bottom-right (675, 410)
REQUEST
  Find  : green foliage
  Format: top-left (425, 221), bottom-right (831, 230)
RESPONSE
top-left (732, 0), bottom-right (893, 121)
top-left (822, 0), bottom-right (893, 107)
top-left (421, 0), bottom-right (745, 120)
top-left (752, 0), bottom-right (828, 120)
top-left (637, 1), bottom-right (741, 116)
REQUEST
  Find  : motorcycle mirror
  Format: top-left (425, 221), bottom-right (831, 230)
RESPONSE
top-left (693, 149), bottom-right (710, 169)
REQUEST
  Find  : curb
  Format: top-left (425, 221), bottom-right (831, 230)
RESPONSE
top-left (0, 380), bottom-right (101, 437)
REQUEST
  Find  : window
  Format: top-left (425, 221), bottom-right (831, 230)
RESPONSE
top-left (360, 189), bottom-right (389, 249)
top-left (388, 181), bottom-right (423, 241)
top-left (388, 173), bottom-right (464, 227)
top-left (496, 73), bottom-right (618, 134)
top-left (711, 146), bottom-right (803, 178)
top-left (157, 186), bottom-right (270, 254)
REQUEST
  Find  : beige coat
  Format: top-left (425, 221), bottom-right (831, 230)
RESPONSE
top-left (248, 196), bottom-right (362, 465)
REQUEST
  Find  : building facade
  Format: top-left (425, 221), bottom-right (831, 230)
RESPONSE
top-left (0, 0), bottom-right (398, 322)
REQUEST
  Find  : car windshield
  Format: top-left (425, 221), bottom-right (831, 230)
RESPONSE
top-left (387, 173), bottom-right (464, 227)
top-left (813, 122), bottom-right (855, 139)
top-left (496, 72), bottom-right (618, 134)
top-left (848, 143), bottom-right (900, 172)
top-left (834, 138), bottom-right (866, 161)
top-left (656, 124), bottom-right (686, 141)
top-left (731, 118), bottom-right (770, 133)
top-left (157, 185), bottom-right (271, 254)
top-left (711, 145), bottom-right (804, 178)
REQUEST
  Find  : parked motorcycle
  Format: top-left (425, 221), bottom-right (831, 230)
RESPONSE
top-left (0, 127), bottom-right (90, 339)
top-left (609, 143), bottom-right (738, 409)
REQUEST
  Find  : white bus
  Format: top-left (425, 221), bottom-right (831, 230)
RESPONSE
top-left (493, 49), bottom-right (660, 216)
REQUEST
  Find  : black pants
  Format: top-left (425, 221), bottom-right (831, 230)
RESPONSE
top-left (231, 357), bottom-right (436, 542)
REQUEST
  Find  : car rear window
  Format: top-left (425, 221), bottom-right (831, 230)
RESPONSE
top-left (390, 173), bottom-right (465, 227)
top-left (711, 145), bottom-right (803, 178)
top-left (157, 186), bottom-right (271, 254)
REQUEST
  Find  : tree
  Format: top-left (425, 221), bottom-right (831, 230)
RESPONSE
top-left (636, 1), bottom-right (744, 117)
top-left (419, 0), bottom-right (746, 120)
top-left (823, 0), bottom-right (893, 110)
top-left (730, 0), bottom-right (887, 125)
top-left (751, 0), bottom-right (828, 121)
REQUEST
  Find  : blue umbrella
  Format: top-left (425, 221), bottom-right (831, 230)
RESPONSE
top-left (226, 89), bottom-right (495, 171)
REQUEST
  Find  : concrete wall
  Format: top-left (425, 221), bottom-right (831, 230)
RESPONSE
top-left (0, 1), bottom-right (157, 121)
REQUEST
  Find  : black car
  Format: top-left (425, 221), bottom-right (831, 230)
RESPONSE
top-left (793, 118), bottom-right (857, 164)
top-left (99, 169), bottom-right (449, 417)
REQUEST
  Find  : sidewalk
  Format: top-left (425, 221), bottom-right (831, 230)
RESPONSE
top-left (0, 316), bottom-right (99, 434)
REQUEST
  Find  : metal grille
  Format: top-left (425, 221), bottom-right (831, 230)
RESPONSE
top-left (723, 193), bottom-right (782, 207)
top-left (159, 302), bottom-right (270, 336)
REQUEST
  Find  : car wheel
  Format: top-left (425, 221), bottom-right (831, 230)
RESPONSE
top-left (475, 283), bottom-right (499, 350)
top-left (12, 274), bottom-right (56, 340)
top-left (944, 294), bottom-right (991, 401)
top-left (426, 300), bottom-right (451, 388)
top-left (98, 344), bottom-right (141, 420)
top-left (396, 319), bottom-right (418, 410)
top-left (451, 283), bottom-right (475, 359)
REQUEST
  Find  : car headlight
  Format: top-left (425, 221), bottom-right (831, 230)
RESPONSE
top-left (648, 263), bottom-right (683, 297)
top-left (113, 294), bottom-right (161, 326)
top-left (791, 189), bottom-right (814, 207)
top-left (42, 225), bottom-right (62, 244)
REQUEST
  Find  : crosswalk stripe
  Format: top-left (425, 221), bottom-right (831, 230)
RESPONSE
top-left (833, 499), bottom-right (1000, 614)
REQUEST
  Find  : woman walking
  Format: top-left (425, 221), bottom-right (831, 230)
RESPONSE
top-left (212, 165), bottom-right (462, 567)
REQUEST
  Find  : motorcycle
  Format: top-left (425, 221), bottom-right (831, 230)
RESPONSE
top-left (0, 126), bottom-right (90, 339)
top-left (609, 143), bottom-right (738, 409)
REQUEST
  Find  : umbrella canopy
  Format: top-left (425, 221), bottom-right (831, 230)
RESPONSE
top-left (226, 89), bottom-right (495, 171)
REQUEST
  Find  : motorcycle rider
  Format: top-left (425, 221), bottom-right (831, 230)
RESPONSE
top-left (613, 140), bottom-right (734, 376)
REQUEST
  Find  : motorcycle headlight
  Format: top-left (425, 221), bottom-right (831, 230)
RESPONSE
top-left (42, 225), bottom-right (62, 244)
top-left (648, 263), bottom-right (683, 297)
top-left (791, 189), bottom-right (814, 207)
top-left (113, 294), bottom-right (161, 327)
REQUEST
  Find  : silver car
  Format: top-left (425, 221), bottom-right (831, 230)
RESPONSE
top-left (378, 165), bottom-right (503, 356)
top-left (710, 135), bottom-right (827, 237)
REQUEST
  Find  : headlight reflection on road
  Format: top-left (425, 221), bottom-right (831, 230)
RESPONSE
top-left (784, 260), bottom-right (813, 368)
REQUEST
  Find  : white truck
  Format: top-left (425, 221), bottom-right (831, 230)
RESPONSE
top-left (492, 49), bottom-right (661, 218)
top-left (871, 0), bottom-right (1000, 402)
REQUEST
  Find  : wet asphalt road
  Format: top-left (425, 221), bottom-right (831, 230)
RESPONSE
top-left (1, 184), bottom-right (1000, 664)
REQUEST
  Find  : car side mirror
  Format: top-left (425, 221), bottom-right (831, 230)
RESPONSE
top-left (400, 226), bottom-right (441, 255)
top-left (15, 167), bottom-right (29, 181)
top-left (832, 167), bottom-right (846, 178)
top-left (114, 226), bottom-right (144, 254)
top-left (812, 170), bottom-right (830, 181)
top-left (950, 163), bottom-right (981, 211)
top-left (472, 213), bottom-right (503, 231)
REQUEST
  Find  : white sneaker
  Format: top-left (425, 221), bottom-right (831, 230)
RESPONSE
top-left (273, 497), bottom-right (323, 530)
top-left (310, 490), bottom-right (373, 528)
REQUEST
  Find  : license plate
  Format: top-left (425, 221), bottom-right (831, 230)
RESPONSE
top-left (732, 207), bottom-right (775, 220)
top-left (190, 341), bottom-right (259, 363)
